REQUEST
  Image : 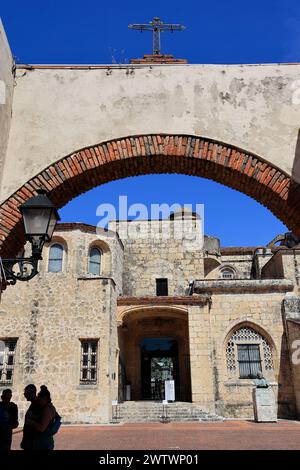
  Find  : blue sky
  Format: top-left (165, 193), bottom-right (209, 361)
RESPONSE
top-left (2, 0), bottom-right (298, 245)
top-left (2, 0), bottom-right (299, 64)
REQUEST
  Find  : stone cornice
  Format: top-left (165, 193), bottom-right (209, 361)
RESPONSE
top-left (193, 279), bottom-right (294, 294)
top-left (117, 295), bottom-right (210, 306)
top-left (220, 247), bottom-right (258, 255)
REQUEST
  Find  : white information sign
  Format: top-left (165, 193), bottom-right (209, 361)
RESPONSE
top-left (164, 380), bottom-right (175, 401)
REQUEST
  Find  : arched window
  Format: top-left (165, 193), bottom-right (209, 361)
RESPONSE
top-left (219, 267), bottom-right (235, 279)
top-left (48, 243), bottom-right (63, 272)
top-left (226, 326), bottom-right (273, 379)
top-left (88, 247), bottom-right (102, 275)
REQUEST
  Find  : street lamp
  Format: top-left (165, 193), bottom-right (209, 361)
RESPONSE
top-left (2, 189), bottom-right (60, 285)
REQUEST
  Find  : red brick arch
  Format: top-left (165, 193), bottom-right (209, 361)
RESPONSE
top-left (0, 134), bottom-right (299, 257)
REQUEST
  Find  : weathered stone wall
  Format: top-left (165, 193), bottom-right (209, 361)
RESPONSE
top-left (0, 226), bottom-right (123, 423)
top-left (0, 223), bottom-right (298, 423)
top-left (188, 303), bottom-right (215, 410)
top-left (117, 219), bottom-right (204, 296)
top-left (262, 250), bottom-right (300, 294)
top-left (253, 249), bottom-right (273, 278)
top-left (281, 251), bottom-right (300, 290)
top-left (2, 62), bottom-right (300, 203)
top-left (0, 20), bottom-right (14, 190)
top-left (282, 296), bottom-right (300, 418)
top-left (209, 292), bottom-right (295, 418)
top-left (44, 225), bottom-right (124, 295)
top-left (262, 252), bottom-right (285, 280)
top-left (205, 252), bottom-right (254, 279)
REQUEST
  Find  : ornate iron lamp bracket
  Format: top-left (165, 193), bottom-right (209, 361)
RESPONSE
top-left (2, 257), bottom-right (40, 285)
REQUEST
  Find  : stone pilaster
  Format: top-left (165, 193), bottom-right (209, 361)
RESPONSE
top-left (188, 303), bottom-right (215, 411)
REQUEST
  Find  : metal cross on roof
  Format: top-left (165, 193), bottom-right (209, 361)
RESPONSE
top-left (128, 17), bottom-right (186, 55)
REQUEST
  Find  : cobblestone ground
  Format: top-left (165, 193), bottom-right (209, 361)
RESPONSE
top-left (11, 420), bottom-right (300, 450)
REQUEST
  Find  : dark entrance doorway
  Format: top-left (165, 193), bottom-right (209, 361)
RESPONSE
top-left (140, 337), bottom-right (179, 400)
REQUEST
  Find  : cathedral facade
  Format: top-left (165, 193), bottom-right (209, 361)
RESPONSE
top-left (1, 19), bottom-right (300, 424)
top-left (0, 210), bottom-right (299, 424)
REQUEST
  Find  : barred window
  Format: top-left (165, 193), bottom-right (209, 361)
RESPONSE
top-left (226, 326), bottom-right (273, 379)
top-left (80, 340), bottom-right (98, 384)
top-left (0, 339), bottom-right (17, 384)
top-left (88, 248), bottom-right (102, 275)
top-left (48, 243), bottom-right (63, 272)
top-left (220, 267), bottom-right (235, 279)
top-left (237, 344), bottom-right (262, 379)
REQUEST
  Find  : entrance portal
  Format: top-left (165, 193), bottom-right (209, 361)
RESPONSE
top-left (140, 337), bottom-right (178, 400)
top-left (118, 308), bottom-right (192, 402)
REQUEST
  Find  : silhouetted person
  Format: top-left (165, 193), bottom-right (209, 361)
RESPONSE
top-left (0, 403), bottom-right (10, 451)
top-left (0, 389), bottom-right (18, 450)
top-left (25, 385), bottom-right (56, 450)
top-left (21, 384), bottom-right (41, 450)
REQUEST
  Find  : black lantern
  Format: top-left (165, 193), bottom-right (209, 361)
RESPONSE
top-left (20, 189), bottom-right (60, 259)
top-left (2, 190), bottom-right (60, 284)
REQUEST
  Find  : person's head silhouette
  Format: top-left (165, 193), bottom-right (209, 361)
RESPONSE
top-left (1, 388), bottom-right (12, 405)
top-left (37, 385), bottom-right (52, 407)
top-left (24, 384), bottom-right (37, 402)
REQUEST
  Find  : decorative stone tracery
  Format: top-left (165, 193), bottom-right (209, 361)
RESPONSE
top-left (226, 326), bottom-right (273, 375)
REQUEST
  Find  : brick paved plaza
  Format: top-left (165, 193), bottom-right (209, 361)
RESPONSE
top-left (10, 421), bottom-right (300, 450)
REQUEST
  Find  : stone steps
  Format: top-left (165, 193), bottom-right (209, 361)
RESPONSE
top-left (112, 401), bottom-right (224, 423)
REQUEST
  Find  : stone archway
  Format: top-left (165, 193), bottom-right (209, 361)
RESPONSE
top-left (0, 133), bottom-right (299, 257)
top-left (117, 305), bottom-right (191, 402)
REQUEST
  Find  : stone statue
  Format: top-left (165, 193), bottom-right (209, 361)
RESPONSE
top-left (254, 371), bottom-right (269, 388)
